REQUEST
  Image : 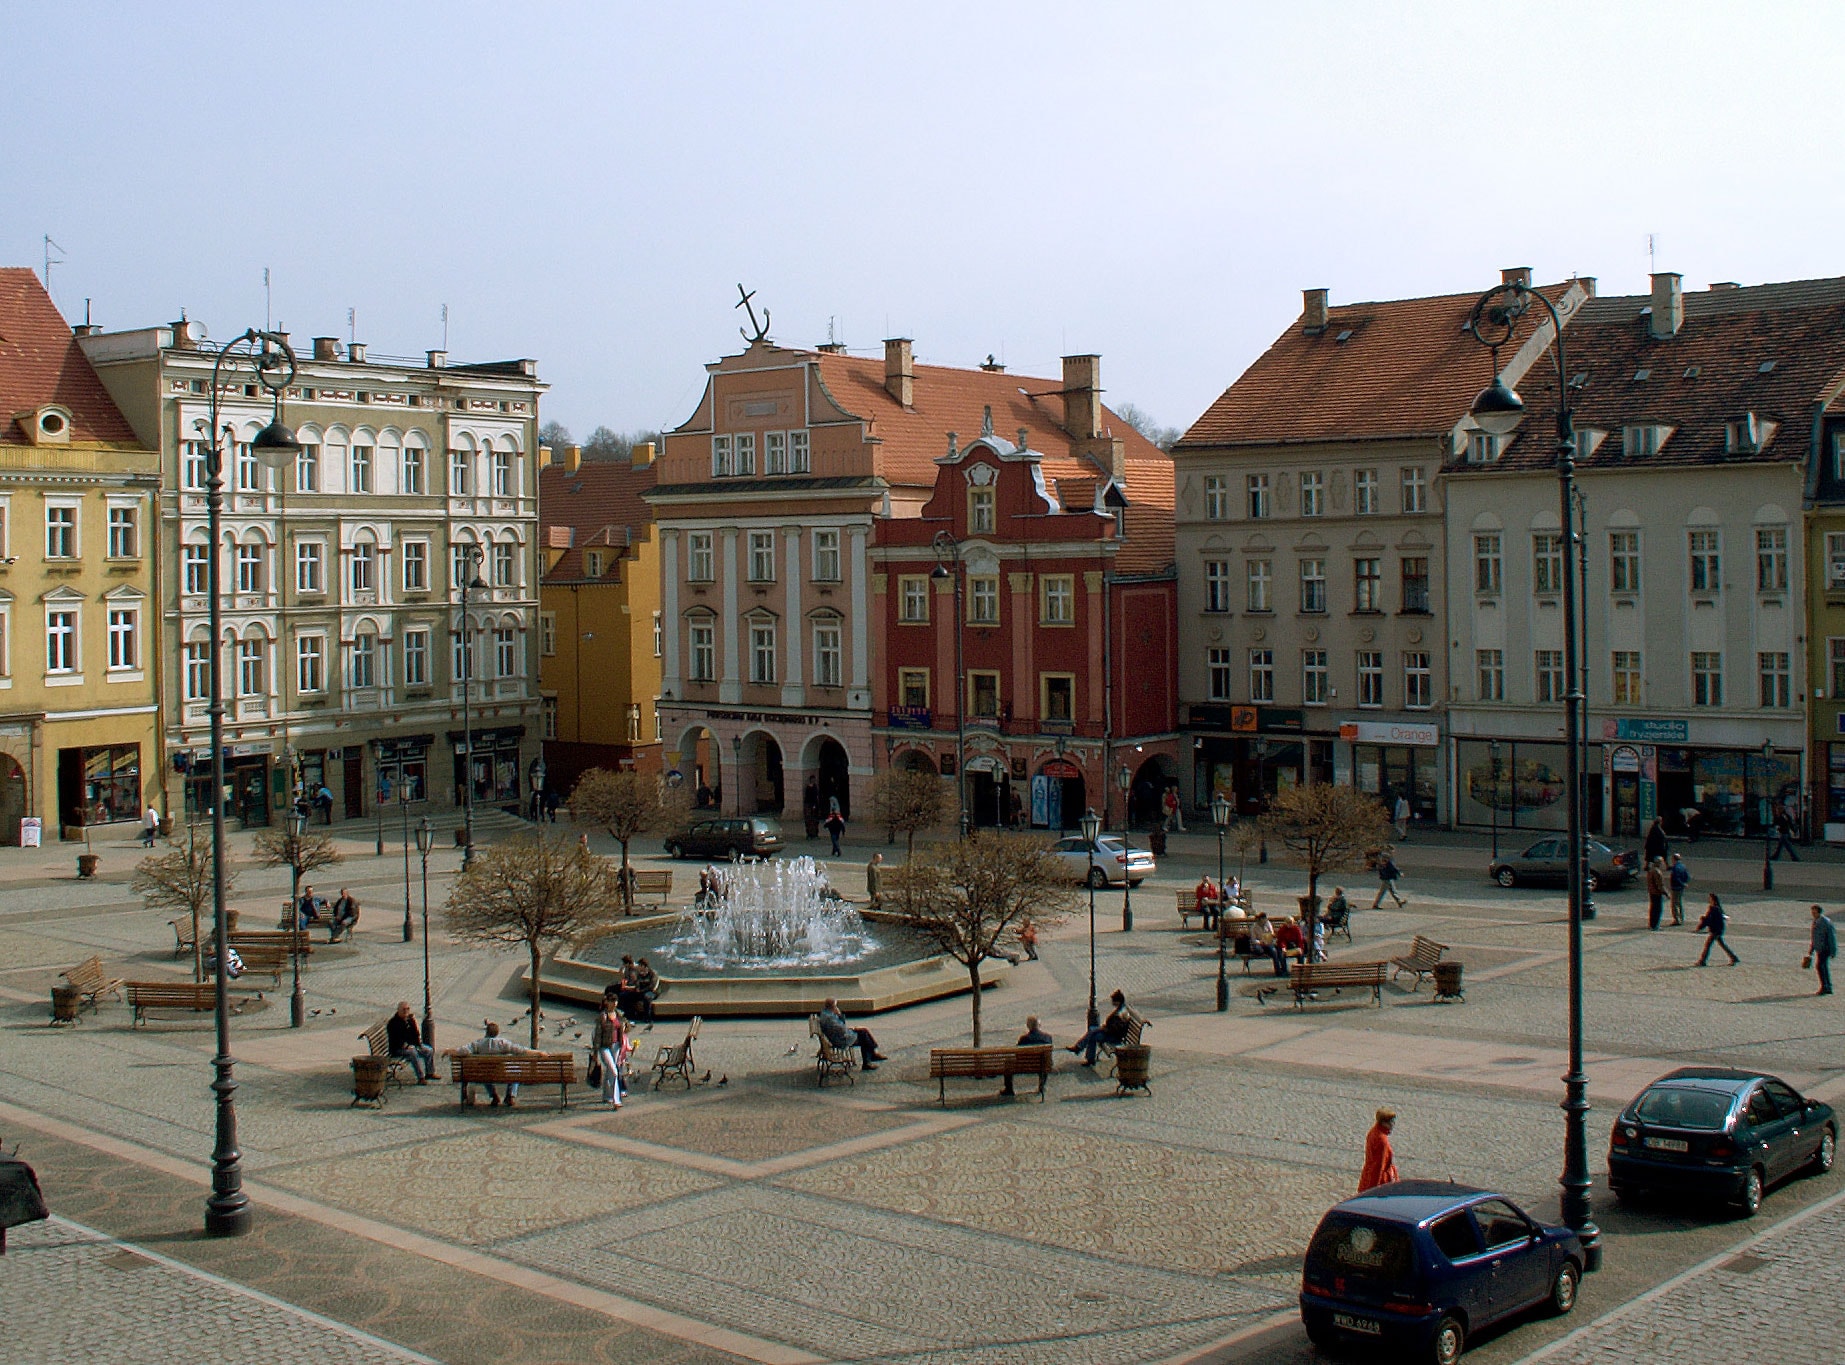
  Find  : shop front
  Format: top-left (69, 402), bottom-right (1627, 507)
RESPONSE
top-left (57, 743), bottom-right (141, 832)
top-left (1594, 718), bottom-right (1798, 841)
top-left (180, 746), bottom-right (273, 829)
top-left (1340, 719), bottom-right (1442, 826)
top-left (451, 726), bottom-right (526, 813)
top-left (1188, 705), bottom-right (1334, 818)
top-left (1030, 757), bottom-right (1086, 830)
top-left (1455, 737), bottom-right (1600, 836)
top-left (376, 736), bottom-right (432, 806)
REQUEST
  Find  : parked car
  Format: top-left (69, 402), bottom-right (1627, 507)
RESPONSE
top-left (1049, 834), bottom-right (1154, 887)
top-left (662, 817), bottom-right (782, 861)
top-left (1300, 1181), bottom-right (1582, 1365)
top-left (1608, 1068), bottom-right (1835, 1216)
top-left (1488, 837), bottom-right (1636, 890)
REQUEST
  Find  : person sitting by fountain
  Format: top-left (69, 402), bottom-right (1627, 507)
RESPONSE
top-left (446, 1021), bottom-right (538, 1107)
top-left (632, 958), bottom-right (659, 1024)
top-left (697, 867), bottom-right (715, 909)
top-left (613, 957), bottom-right (642, 1020)
top-left (818, 996), bottom-right (886, 1070)
top-left (1067, 990), bottom-right (1134, 1066)
top-left (1002, 1015), bottom-right (1054, 1096)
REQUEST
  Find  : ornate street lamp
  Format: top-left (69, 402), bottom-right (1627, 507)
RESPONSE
top-left (1212, 792), bottom-right (1232, 1012)
top-left (414, 816), bottom-right (435, 1047)
top-left (1080, 806), bottom-right (1101, 1027)
top-left (930, 532), bottom-right (967, 837)
top-left (1489, 739), bottom-right (1502, 860)
top-left (1762, 739), bottom-right (1776, 893)
top-left (1117, 764), bottom-right (1133, 932)
top-left (201, 328), bottom-right (301, 1236)
top-left (400, 774), bottom-right (414, 942)
top-left (456, 545), bottom-right (487, 864)
top-left (1466, 277), bottom-right (1602, 1271)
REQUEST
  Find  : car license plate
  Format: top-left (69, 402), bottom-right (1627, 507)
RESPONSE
top-left (1332, 1312), bottom-right (1382, 1335)
top-left (1644, 1136), bottom-right (1689, 1152)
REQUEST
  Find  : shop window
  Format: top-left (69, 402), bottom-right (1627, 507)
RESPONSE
top-left (62, 744), bottom-right (140, 825)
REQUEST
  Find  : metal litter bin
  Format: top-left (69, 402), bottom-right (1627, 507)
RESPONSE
top-left (1433, 961), bottom-right (1465, 1003)
top-left (1113, 1045), bottom-right (1152, 1096)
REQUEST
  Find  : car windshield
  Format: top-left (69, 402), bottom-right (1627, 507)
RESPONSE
top-left (1307, 1216), bottom-right (1415, 1281)
top-left (1634, 1085), bottom-right (1733, 1130)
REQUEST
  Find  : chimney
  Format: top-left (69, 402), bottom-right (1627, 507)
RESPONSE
top-left (883, 338), bottom-right (913, 407)
top-left (1502, 266), bottom-right (1533, 288)
top-left (564, 444), bottom-right (582, 474)
top-left (631, 441), bottom-right (656, 469)
top-left (169, 318), bottom-right (203, 350)
top-left (538, 445), bottom-right (552, 469)
top-left (1709, 281), bottom-right (1739, 291)
top-left (1650, 272), bottom-right (1683, 339)
top-left (1578, 277), bottom-right (1597, 298)
top-left (72, 323), bottom-right (100, 337)
top-left (1302, 288), bottom-right (1329, 331)
top-left (312, 336), bottom-right (340, 360)
top-left (816, 341), bottom-right (846, 354)
top-left (426, 349), bottom-right (447, 369)
top-left (347, 341), bottom-right (368, 362)
top-left (1062, 354), bottom-right (1102, 441)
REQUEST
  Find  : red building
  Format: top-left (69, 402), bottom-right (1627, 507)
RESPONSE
top-left (872, 356), bottom-right (1177, 830)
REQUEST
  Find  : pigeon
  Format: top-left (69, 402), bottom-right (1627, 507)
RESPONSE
top-left (716, 1075), bottom-right (728, 1087)
top-left (784, 1043), bottom-right (800, 1055)
top-left (309, 1009), bottom-right (321, 1017)
top-left (699, 1071), bottom-right (711, 1084)
top-left (572, 1032), bottom-right (584, 1041)
top-left (327, 1008), bottom-right (336, 1015)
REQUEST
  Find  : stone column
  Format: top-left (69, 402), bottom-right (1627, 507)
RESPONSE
top-left (848, 526), bottom-right (870, 707)
top-left (659, 527), bottom-right (681, 696)
top-left (720, 528), bottom-right (741, 704)
top-left (782, 525), bottom-right (804, 706)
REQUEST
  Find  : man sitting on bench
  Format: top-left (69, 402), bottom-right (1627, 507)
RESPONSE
top-left (1067, 990), bottom-right (1133, 1066)
top-left (449, 1021), bottom-right (537, 1107)
top-left (1002, 1016), bottom-right (1053, 1096)
top-left (818, 997), bottom-right (886, 1070)
top-left (1249, 913), bottom-right (1290, 977)
top-left (329, 889), bottom-right (360, 944)
top-left (1274, 915), bottom-right (1307, 965)
top-left (388, 1000), bottom-right (436, 1083)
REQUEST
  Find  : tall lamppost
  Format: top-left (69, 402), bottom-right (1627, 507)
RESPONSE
top-left (456, 544), bottom-right (487, 864)
top-left (200, 327), bottom-right (301, 1237)
top-left (1761, 740), bottom-right (1776, 893)
top-left (283, 807), bottom-right (309, 1029)
top-left (1080, 806), bottom-right (1100, 1027)
top-left (1489, 739), bottom-right (1502, 860)
top-left (1116, 764), bottom-right (1132, 933)
top-left (1466, 277), bottom-right (1602, 1271)
top-left (1213, 792), bottom-right (1232, 1012)
top-left (930, 531), bottom-right (967, 837)
top-left (414, 816), bottom-right (435, 1047)
top-left (532, 756), bottom-right (548, 825)
top-left (1572, 483), bottom-right (1596, 922)
top-left (1255, 739), bottom-right (1269, 863)
top-left (400, 775), bottom-right (414, 942)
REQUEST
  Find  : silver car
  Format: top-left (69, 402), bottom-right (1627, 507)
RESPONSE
top-left (1050, 834), bottom-right (1154, 888)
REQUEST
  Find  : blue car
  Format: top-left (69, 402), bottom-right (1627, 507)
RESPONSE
top-left (1300, 1181), bottom-right (1583, 1364)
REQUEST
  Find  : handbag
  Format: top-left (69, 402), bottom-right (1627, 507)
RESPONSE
top-left (586, 1055), bottom-right (603, 1088)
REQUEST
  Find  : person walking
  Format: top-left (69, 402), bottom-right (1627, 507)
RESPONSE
top-left (1645, 858), bottom-right (1667, 931)
top-left (1643, 815), bottom-right (1668, 867)
top-left (1017, 917), bottom-right (1039, 961)
top-left (1695, 893), bottom-right (1739, 966)
top-left (1370, 850), bottom-right (1406, 909)
top-left (1162, 785), bottom-right (1185, 832)
top-left (1667, 854), bottom-right (1690, 926)
top-left (1358, 1108), bottom-right (1399, 1192)
top-left (140, 805), bottom-right (161, 847)
top-left (824, 806), bottom-right (846, 856)
top-left (1772, 807), bottom-right (1801, 862)
top-left (1803, 904), bottom-right (1836, 996)
top-left (591, 998), bottom-right (626, 1108)
top-left (1392, 794), bottom-right (1411, 842)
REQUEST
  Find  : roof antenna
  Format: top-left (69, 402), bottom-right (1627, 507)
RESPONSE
top-left (442, 303), bottom-right (449, 350)
top-left (1647, 233), bottom-right (1656, 273)
top-left (84, 298), bottom-right (92, 326)
top-left (43, 235), bottom-right (65, 291)
top-left (264, 267), bottom-right (272, 329)
top-left (347, 307), bottom-right (356, 347)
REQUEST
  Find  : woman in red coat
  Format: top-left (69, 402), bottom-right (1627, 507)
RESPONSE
top-left (1358, 1107), bottom-right (1399, 1192)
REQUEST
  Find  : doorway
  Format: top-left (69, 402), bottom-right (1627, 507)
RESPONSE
top-left (343, 752), bottom-right (364, 820)
top-left (0, 754), bottom-right (25, 845)
top-left (811, 736), bottom-right (851, 821)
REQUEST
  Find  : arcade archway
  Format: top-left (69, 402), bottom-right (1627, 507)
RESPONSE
top-left (738, 730), bottom-right (784, 815)
top-left (675, 725), bottom-right (721, 811)
top-left (803, 735), bottom-right (851, 822)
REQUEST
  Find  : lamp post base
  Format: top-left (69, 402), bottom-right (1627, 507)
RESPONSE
top-left (1216, 970), bottom-right (1229, 1013)
top-left (290, 988), bottom-right (306, 1028)
top-left (402, 914), bottom-right (414, 943)
top-left (204, 1198), bottom-right (253, 1237)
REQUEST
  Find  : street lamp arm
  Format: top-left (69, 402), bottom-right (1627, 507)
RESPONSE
top-left (1466, 282), bottom-right (1574, 446)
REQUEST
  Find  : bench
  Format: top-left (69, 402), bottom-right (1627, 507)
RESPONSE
top-left (1321, 900), bottom-right (1354, 945)
top-left (1258, 961), bottom-right (1389, 1009)
top-left (230, 929), bottom-right (314, 957)
top-left (1390, 934), bottom-right (1448, 989)
top-left (170, 919), bottom-right (197, 959)
top-left (1100, 1011), bottom-right (1150, 1077)
top-left (230, 944), bottom-right (288, 988)
top-left (928, 1045), bottom-right (1053, 1104)
top-left (626, 869), bottom-right (674, 913)
top-left (650, 1016), bottom-right (701, 1089)
top-left (60, 955), bottom-right (123, 1011)
top-left (451, 1052), bottom-right (577, 1108)
top-left (359, 1020), bottom-right (412, 1088)
top-left (809, 1014), bottom-right (857, 1087)
top-left (126, 981), bottom-right (246, 1026)
top-left (1177, 890), bottom-right (1212, 929)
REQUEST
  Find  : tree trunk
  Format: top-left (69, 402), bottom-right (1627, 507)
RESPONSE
top-left (968, 958), bottom-right (984, 1046)
top-left (1304, 867), bottom-right (1320, 954)
top-left (619, 838), bottom-right (632, 916)
top-left (905, 828), bottom-right (916, 864)
top-left (527, 941), bottom-right (543, 1049)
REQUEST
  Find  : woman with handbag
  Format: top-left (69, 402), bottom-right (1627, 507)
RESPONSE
top-left (591, 1000), bottom-right (626, 1109)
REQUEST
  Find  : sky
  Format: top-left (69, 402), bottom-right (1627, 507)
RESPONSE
top-left (7, 2), bottom-right (1845, 443)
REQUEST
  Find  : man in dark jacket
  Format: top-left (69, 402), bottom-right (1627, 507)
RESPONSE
top-left (1002, 1016), bottom-right (1054, 1096)
top-left (1696, 894), bottom-right (1739, 966)
top-left (386, 1000), bottom-right (436, 1082)
top-left (818, 997), bottom-right (885, 1069)
top-left (1804, 905), bottom-right (1837, 995)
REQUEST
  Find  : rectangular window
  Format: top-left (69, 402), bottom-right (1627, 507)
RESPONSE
top-left (1474, 533), bottom-right (1503, 594)
top-left (401, 445), bottom-right (424, 494)
top-left (1357, 650), bottom-right (1383, 707)
top-left (452, 630), bottom-right (472, 686)
top-left (1833, 639), bottom-right (1845, 701)
top-left (690, 623), bottom-right (715, 682)
top-left (184, 440), bottom-right (210, 490)
top-left (712, 435), bottom-right (732, 477)
top-left (1403, 651), bottom-right (1432, 709)
top-left (1207, 647), bottom-right (1233, 701)
top-left (1469, 431), bottom-right (1500, 464)
top-left (184, 641), bottom-right (209, 699)
top-left (814, 623), bottom-right (842, 687)
top-left (351, 543), bottom-right (375, 593)
top-left (1042, 673), bottom-right (1075, 721)
top-left (185, 544), bottom-right (209, 595)
top-left (1401, 556), bottom-right (1429, 613)
top-left (687, 532), bottom-right (714, 582)
top-left (1300, 471), bottom-right (1324, 517)
top-left (1041, 574), bottom-right (1074, 624)
top-left (46, 506), bottom-right (76, 558)
top-left (236, 442), bottom-right (260, 492)
top-left (1691, 651), bottom-right (1723, 706)
top-left (1756, 526), bottom-right (1788, 592)
top-left (899, 668), bottom-right (930, 709)
top-left (350, 444), bottom-right (372, 493)
top-left (747, 530), bottom-right (775, 582)
top-left (539, 612), bottom-right (556, 657)
top-left (296, 441), bottom-right (319, 492)
top-left (1246, 558), bottom-right (1272, 613)
top-left (968, 669), bottom-right (1000, 717)
top-left (1477, 648), bottom-right (1504, 701)
top-left (492, 450), bottom-right (513, 497)
top-left (788, 430), bottom-right (810, 472)
top-left (1536, 650), bottom-right (1565, 703)
top-left (1249, 648), bottom-right (1274, 703)
top-left (1354, 469), bottom-right (1379, 515)
top-left (409, 630), bottom-right (435, 687)
top-left (1354, 557), bottom-right (1381, 612)
top-left (107, 608), bottom-right (137, 670)
top-left (1203, 475), bottom-right (1228, 520)
top-left (351, 634), bottom-right (376, 689)
top-left (107, 506), bottom-right (137, 558)
top-left (1204, 559), bottom-right (1232, 613)
top-left (1759, 651), bottom-right (1790, 708)
top-left (1612, 650), bottom-right (1643, 705)
top-left (1400, 466), bottom-right (1426, 513)
top-left (652, 612), bottom-right (662, 658)
top-left (749, 623), bottom-right (775, 683)
top-left (542, 696), bottom-right (558, 740)
top-left (1302, 649), bottom-right (1328, 705)
top-left (402, 541), bottom-right (427, 592)
top-left (1610, 531), bottom-right (1641, 593)
top-left (236, 544), bottom-right (263, 594)
top-left (1689, 529), bottom-right (1721, 592)
top-left (1299, 557), bottom-right (1326, 613)
top-left (813, 529), bottom-right (840, 582)
top-left (451, 544), bottom-right (471, 589)
top-left (450, 448), bottom-right (470, 495)
top-left (899, 574), bottom-right (930, 623)
top-left (1624, 425), bottom-right (1662, 458)
top-left (237, 639), bottom-right (264, 696)
top-left (1246, 473), bottom-right (1270, 519)
top-left (969, 575), bottom-right (999, 624)
top-left (734, 433), bottom-right (755, 475)
top-left (492, 542), bottom-right (514, 587)
top-left (296, 542), bottom-right (322, 593)
top-left (494, 628), bottom-right (517, 679)
top-left (1533, 533), bottom-right (1564, 595)
top-left (968, 486), bottom-right (995, 533)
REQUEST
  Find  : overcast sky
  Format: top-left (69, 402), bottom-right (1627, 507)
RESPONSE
top-left (8, 3), bottom-right (1843, 442)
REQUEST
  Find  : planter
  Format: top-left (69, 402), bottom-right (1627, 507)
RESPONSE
top-left (1148, 827), bottom-right (1168, 856)
top-left (49, 985), bottom-right (81, 1027)
top-left (350, 1056), bottom-right (389, 1108)
top-left (1432, 961), bottom-right (1465, 1003)
top-left (1113, 1045), bottom-right (1152, 1096)
top-left (76, 854), bottom-right (100, 879)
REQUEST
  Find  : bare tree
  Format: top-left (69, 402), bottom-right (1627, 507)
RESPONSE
top-left (251, 827), bottom-right (343, 892)
top-left (581, 426), bottom-right (664, 462)
top-left (906, 832), bottom-right (1076, 1045)
top-left (866, 767), bottom-right (954, 864)
top-left (444, 832), bottom-right (621, 1047)
top-left (1113, 402), bottom-right (1183, 452)
top-left (1257, 785), bottom-right (1392, 943)
top-left (570, 768), bottom-right (664, 914)
top-left (538, 419), bottom-right (574, 451)
top-left (1230, 820), bottom-right (1264, 888)
top-left (132, 826), bottom-right (239, 982)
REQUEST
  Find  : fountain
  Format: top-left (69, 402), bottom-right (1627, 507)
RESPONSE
top-left (664, 858), bottom-right (877, 971)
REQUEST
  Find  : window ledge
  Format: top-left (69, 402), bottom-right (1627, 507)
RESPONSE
top-left (1690, 595), bottom-right (1719, 607)
top-left (1397, 608), bottom-right (1432, 617)
top-left (44, 674), bottom-right (86, 687)
top-left (105, 670), bottom-right (146, 683)
top-left (1350, 609), bottom-right (1384, 617)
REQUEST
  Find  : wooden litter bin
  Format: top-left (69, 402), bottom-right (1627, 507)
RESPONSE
top-left (1433, 961), bottom-right (1465, 1003)
top-left (1113, 1045), bottom-right (1152, 1096)
top-left (50, 985), bottom-right (81, 1027)
top-left (351, 1055), bottom-right (389, 1108)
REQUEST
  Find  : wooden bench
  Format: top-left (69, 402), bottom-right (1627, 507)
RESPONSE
top-left (809, 1014), bottom-right (858, 1087)
top-left (1321, 900), bottom-right (1354, 945)
top-left (170, 919), bottom-right (197, 959)
top-left (230, 929), bottom-right (314, 957)
top-left (60, 955), bottom-right (123, 1011)
top-left (126, 981), bottom-right (246, 1026)
top-left (230, 944), bottom-right (288, 988)
top-left (1390, 934), bottom-right (1448, 989)
top-left (1177, 890), bottom-right (1212, 929)
top-left (451, 1052), bottom-right (577, 1108)
top-left (649, 1016), bottom-right (701, 1089)
top-left (928, 1045), bottom-right (1053, 1104)
top-left (359, 1020), bottom-right (412, 1088)
top-left (626, 869), bottom-right (674, 912)
top-left (1258, 961), bottom-right (1389, 1009)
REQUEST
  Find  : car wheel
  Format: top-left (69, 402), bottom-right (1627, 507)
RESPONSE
top-left (1495, 867), bottom-right (1518, 888)
top-left (1737, 1166), bottom-right (1764, 1216)
top-left (664, 841), bottom-right (683, 859)
top-left (1303, 1317), bottom-right (1334, 1349)
top-left (1428, 1314), bottom-right (1465, 1365)
top-left (1611, 1183), bottom-right (1641, 1207)
top-left (1809, 1126), bottom-right (1836, 1176)
top-left (1547, 1260), bottom-right (1580, 1316)
top-left (1088, 867), bottom-right (1109, 889)
top-left (1129, 878), bottom-right (1145, 888)
top-left (1586, 870), bottom-right (1601, 892)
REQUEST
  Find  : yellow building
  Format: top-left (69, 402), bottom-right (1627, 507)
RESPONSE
top-left (536, 443), bottom-right (662, 798)
top-left (0, 270), bottom-right (160, 844)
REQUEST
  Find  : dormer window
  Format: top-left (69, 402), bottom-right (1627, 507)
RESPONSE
top-left (1727, 414), bottom-right (1760, 454)
top-left (1574, 428), bottom-right (1606, 460)
top-left (1623, 425), bottom-right (1664, 458)
top-left (1468, 431), bottom-right (1501, 464)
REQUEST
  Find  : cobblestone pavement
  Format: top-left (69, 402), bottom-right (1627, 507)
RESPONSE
top-left (2, 819), bottom-right (1841, 1362)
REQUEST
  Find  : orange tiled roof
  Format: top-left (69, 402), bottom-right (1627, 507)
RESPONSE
top-left (0, 267), bottom-right (141, 446)
top-left (538, 458), bottom-right (658, 582)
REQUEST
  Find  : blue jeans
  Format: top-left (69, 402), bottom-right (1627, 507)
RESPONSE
top-left (1818, 953), bottom-right (1834, 994)
top-left (1073, 1025), bottom-right (1116, 1065)
top-left (391, 1044), bottom-right (435, 1081)
top-left (484, 1083), bottom-right (519, 1102)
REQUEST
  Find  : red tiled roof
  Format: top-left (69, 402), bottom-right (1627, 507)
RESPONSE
top-left (538, 458), bottom-right (658, 582)
top-left (0, 267), bottom-right (141, 446)
top-left (1176, 283), bottom-right (1577, 449)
